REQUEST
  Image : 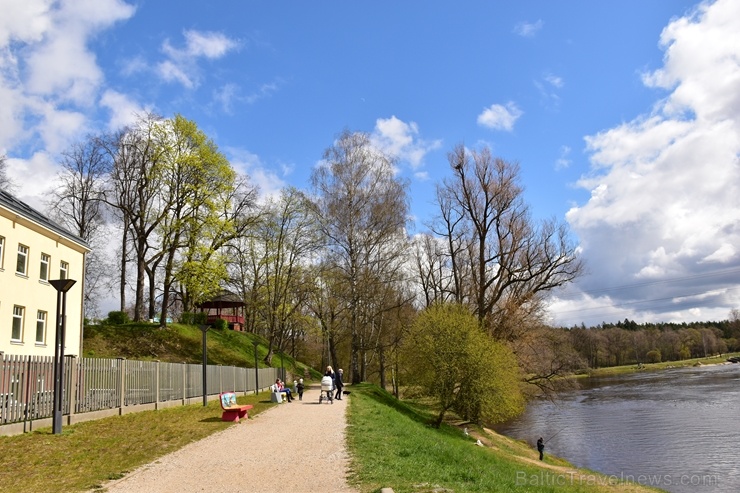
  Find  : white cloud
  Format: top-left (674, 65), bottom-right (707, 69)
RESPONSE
top-left (0, 0), bottom-right (135, 153)
top-left (555, 145), bottom-right (571, 170)
top-left (158, 30), bottom-right (238, 89)
top-left (477, 102), bottom-right (523, 131)
top-left (226, 147), bottom-right (286, 204)
top-left (370, 116), bottom-right (442, 170)
top-left (5, 151), bottom-right (59, 207)
top-left (181, 30), bottom-right (238, 58)
top-left (513, 20), bottom-right (543, 38)
top-left (100, 90), bottom-right (150, 130)
top-left (545, 74), bottom-right (563, 89)
top-left (560, 0), bottom-right (740, 325)
top-left (157, 59), bottom-right (195, 88)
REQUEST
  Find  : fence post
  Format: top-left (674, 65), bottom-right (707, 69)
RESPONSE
top-left (181, 362), bottom-right (186, 406)
top-left (155, 360), bottom-right (160, 410)
top-left (67, 355), bottom-right (78, 419)
top-left (117, 358), bottom-right (125, 414)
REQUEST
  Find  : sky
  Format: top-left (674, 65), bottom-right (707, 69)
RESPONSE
top-left (2, 0), bottom-right (740, 327)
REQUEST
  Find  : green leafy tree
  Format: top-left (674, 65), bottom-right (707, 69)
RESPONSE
top-left (401, 303), bottom-right (524, 428)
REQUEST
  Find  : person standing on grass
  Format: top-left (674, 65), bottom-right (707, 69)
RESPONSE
top-left (334, 369), bottom-right (344, 400)
top-left (537, 437), bottom-right (544, 460)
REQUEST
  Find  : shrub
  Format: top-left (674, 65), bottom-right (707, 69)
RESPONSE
top-left (213, 318), bottom-right (228, 331)
top-left (107, 311), bottom-right (130, 325)
top-left (400, 303), bottom-right (524, 427)
top-left (646, 349), bottom-right (661, 363)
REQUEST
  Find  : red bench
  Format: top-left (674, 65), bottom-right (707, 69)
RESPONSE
top-left (219, 392), bottom-right (253, 422)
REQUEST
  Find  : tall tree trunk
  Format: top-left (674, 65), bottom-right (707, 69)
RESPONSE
top-left (120, 218), bottom-right (128, 312)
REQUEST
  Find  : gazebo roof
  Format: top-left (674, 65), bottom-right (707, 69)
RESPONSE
top-left (196, 290), bottom-right (245, 309)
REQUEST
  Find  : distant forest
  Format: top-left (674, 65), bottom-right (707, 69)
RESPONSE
top-left (560, 318), bottom-right (740, 369)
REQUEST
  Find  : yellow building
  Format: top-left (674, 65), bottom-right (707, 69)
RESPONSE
top-left (0, 190), bottom-right (90, 357)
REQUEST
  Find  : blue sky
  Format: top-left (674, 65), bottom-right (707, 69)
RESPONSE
top-left (3, 0), bottom-right (740, 326)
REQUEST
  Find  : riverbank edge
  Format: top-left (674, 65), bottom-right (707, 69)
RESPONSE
top-left (575, 352), bottom-right (740, 379)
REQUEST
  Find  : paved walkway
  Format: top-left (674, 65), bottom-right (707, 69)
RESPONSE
top-left (96, 388), bottom-right (358, 493)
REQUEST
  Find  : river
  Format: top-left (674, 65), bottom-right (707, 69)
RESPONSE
top-left (494, 363), bottom-right (739, 493)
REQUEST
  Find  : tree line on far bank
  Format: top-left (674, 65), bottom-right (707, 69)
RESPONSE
top-left (562, 316), bottom-right (740, 369)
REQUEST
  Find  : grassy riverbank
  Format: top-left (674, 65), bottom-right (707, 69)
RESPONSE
top-left (582, 352), bottom-right (740, 378)
top-left (346, 384), bottom-right (664, 493)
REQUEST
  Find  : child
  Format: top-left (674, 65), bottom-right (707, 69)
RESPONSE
top-left (296, 378), bottom-right (304, 401)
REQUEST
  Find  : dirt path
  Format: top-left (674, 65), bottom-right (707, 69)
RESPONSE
top-left (95, 388), bottom-right (358, 493)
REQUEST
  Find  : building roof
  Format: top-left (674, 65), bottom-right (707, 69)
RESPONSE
top-left (0, 189), bottom-right (90, 250)
top-left (197, 290), bottom-right (245, 309)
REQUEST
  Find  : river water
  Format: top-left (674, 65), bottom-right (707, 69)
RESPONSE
top-left (494, 363), bottom-right (739, 493)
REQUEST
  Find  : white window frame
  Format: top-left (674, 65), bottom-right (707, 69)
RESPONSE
top-left (12, 305), bottom-right (25, 342)
top-left (36, 310), bottom-right (47, 345)
top-left (40, 253), bottom-right (50, 282)
top-left (17, 244), bottom-right (29, 276)
top-left (0, 235), bottom-right (5, 269)
top-left (60, 260), bottom-right (69, 280)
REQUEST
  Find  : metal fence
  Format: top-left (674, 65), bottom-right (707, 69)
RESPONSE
top-left (1, 354), bottom-right (281, 434)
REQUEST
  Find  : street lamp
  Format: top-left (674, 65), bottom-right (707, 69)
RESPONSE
top-left (50, 278), bottom-right (76, 435)
top-left (252, 340), bottom-right (259, 395)
top-left (199, 324), bottom-right (211, 407)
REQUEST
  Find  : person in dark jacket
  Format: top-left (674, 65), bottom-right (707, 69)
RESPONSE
top-left (537, 437), bottom-right (544, 460)
top-left (334, 368), bottom-right (344, 400)
top-left (296, 378), bottom-right (304, 401)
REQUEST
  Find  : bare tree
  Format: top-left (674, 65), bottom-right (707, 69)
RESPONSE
top-left (0, 155), bottom-right (17, 193)
top-left (432, 144), bottom-right (584, 339)
top-left (47, 136), bottom-right (111, 316)
top-left (311, 129), bottom-right (410, 384)
top-left (104, 113), bottom-right (168, 320)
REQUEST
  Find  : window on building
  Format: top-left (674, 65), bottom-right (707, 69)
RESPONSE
top-left (16, 244), bottom-right (29, 276)
top-left (60, 261), bottom-right (69, 280)
top-left (36, 311), bottom-right (47, 344)
top-left (12, 305), bottom-right (24, 342)
top-left (0, 235), bottom-right (5, 269)
top-left (40, 253), bottom-right (50, 281)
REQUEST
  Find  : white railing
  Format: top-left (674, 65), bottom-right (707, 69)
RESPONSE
top-left (1, 354), bottom-right (281, 435)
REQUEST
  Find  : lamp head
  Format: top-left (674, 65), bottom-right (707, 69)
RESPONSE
top-left (50, 279), bottom-right (77, 293)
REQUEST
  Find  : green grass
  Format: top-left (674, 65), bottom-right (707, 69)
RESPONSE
top-left (583, 352), bottom-right (740, 378)
top-left (0, 393), bottom-right (274, 493)
top-left (346, 384), bottom-right (664, 493)
top-left (83, 322), bottom-right (322, 379)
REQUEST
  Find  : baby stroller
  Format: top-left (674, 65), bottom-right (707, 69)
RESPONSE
top-left (318, 375), bottom-right (334, 404)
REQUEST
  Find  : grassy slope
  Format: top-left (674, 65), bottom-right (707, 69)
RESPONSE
top-left (83, 322), bottom-right (320, 379)
top-left (347, 384), bottom-right (664, 493)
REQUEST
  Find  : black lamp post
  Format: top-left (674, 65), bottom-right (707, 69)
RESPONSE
top-left (252, 340), bottom-right (259, 394)
top-left (199, 324), bottom-right (210, 406)
top-left (50, 278), bottom-right (76, 435)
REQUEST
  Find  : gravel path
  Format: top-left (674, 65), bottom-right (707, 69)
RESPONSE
top-left (96, 388), bottom-right (358, 493)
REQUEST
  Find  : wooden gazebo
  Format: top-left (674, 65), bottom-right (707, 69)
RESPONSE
top-left (196, 290), bottom-right (246, 331)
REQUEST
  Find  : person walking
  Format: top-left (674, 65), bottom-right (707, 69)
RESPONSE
top-left (334, 369), bottom-right (344, 400)
top-left (296, 378), bottom-right (304, 401)
top-left (537, 437), bottom-right (544, 461)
